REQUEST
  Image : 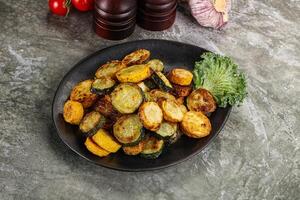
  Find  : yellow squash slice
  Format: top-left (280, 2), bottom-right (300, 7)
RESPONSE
top-left (63, 100), bottom-right (84, 125)
top-left (116, 64), bottom-right (152, 83)
top-left (92, 129), bottom-right (121, 153)
top-left (84, 137), bottom-right (110, 157)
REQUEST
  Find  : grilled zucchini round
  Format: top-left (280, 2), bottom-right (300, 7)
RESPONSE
top-left (63, 100), bottom-right (84, 125)
top-left (172, 84), bottom-right (192, 97)
top-left (179, 104), bottom-right (188, 114)
top-left (113, 115), bottom-right (144, 146)
top-left (187, 88), bottom-right (216, 113)
top-left (79, 111), bottom-right (106, 137)
top-left (111, 83), bottom-right (144, 114)
top-left (138, 102), bottom-right (163, 131)
top-left (70, 79), bottom-right (97, 108)
top-left (137, 82), bottom-right (150, 92)
top-left (146, 89), bottom-right (176, 102)
top-left (122, 49), bottom-right (150, 66)
top-left (95, 60), bottom-right (126, 79)
top-left (152, 71), bottom-right (173, 92)
top-left (155, 121), bottom-right (178, 139)
top-left (116, 64), bottom-right (152, 83)
top-left (168, 68), bottom-right (193, 86)
top-left (146, 59), bottom-right (164, 72)
top-left (122, 140), bottom-right (145, 156)
top-left (94, 95), bottom-right (119, 119)
top-left (180, 111), bottom-right (212, 138)
top-left (141, 136), bottom-right (164, 159)
top-left (160, 100), bottom-right (184, 123)
top-left (91, 77), bottom-right (116, 95)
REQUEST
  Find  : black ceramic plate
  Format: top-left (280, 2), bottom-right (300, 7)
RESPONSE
top-left (52, 39), bottom-right (232, 171)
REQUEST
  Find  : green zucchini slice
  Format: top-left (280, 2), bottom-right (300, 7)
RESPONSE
top-left (79, 111), bottom-right (106, 137)
top-left (141, 136), bottom-right (164, 159)
top-left (144, 79), bottom-right (157, 90)
top-left (111, 83), bottom-right (144, 114)
top-left (113, 115), bottom-right (144, 146)
top-left (155, 121), bottom-right (178, 139)
top-left (91, 77), bottom-right (116, 95)
top-left (151, 71), bottom-right (173, 92)
top-left (137, 82), bottom-right (150, 92)
top-left (146, 59), bottom-right (164, 72)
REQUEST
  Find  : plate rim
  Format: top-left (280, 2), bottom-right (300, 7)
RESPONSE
top-left (52, 39), bottom-right (232, 172)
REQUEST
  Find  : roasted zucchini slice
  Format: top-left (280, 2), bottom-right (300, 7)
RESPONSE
top-left (172, 84), bottom-right (192, 97)
top-left (160, 100), bottom-right (184, 123)
top-left (122, 49), bottom-right (150, 66)
top-left (113, 115), bottom-right (144, 146)
top-left (137, 82), bottom-right (150, 92)
top-left (141, 136), bottom-right (164, 159)
top-left (79, 111), bottom-right (106, 137)
top-left (179, 104), bottom-right (188, 114)
top-left (63, 100), bottom-right (84, 125)
top-left (94, 95), bottom-right (119, 119)
top-left (146, 89), bottom-right (176, 102)
top-left (116, 64), bottom-right (152, 83)
top-left (166, 129), bottom-right (182, 144)
top-left (180, 111), bottom-right (212, 138)
top-left (138, 102), bottom-right (163, 131)
top-left (70, 79), bottom-right (97, 108)
top-left (146, 59), bottom-right (164, 72)
top-left (95, 60), bottom-right (126, 79)
top-left (91, 77), bottom-right (116, 95)
top-left (111, 83), bottom-right (144, 114)
top-left (122, 140), bottom-right (145, 156)
top-left (144, 79), bottom-right (157, 90)
top-left (84, 137), bottom-right (110, 157)
top-left (155, 121), bottom-right (178, 139)
top-left (168, 68), bottom-right (193, 86)
top-left (187, 88), bottom-right (216, 113)
top-left (152, 71), bottom-right (173, 92)
top-left (92, 129), bottom-right (121, 153)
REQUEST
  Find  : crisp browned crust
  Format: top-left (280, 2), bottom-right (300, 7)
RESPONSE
top-left (160, 100), bottom-right (184, 123)
top-left (138, 102), bottom-right (163, 131)
top-left (94, 95), bottom-right (119, 119)
top-left (168, 68), bottom-right (193, 86)
top-left (122, 140), bottom-right (145, 155)
top-left (172, 84), bottom-right (192, 97)
top-left (63, 100), bottom-right (84, 125)
top-left (95, 60), bottom-right (126, 79)
top-left (180, 111), bottom-right (211, 138)
top-left (147, 89), bottom-right (176, 102)
top-left (122, 49), bottom-right (150, 66)
top-left (70, 79), bottom-right (97, 108)
top-left (187, 88), bottom-right (216, 113)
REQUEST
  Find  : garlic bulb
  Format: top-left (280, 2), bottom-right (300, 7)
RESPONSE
top-left (189, 0), bottom-right (231, 29)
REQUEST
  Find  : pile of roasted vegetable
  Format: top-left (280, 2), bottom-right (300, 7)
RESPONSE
top-left (62, 49), bottom-right (246, 159)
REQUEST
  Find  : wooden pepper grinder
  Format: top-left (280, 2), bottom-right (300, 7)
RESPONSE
top-left (94, 0), bottom-right (137, 40)
top-left (137, 0), bottom-right (177, 31)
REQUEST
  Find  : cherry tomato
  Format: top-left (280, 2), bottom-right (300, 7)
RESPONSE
top-left (49, 0), bottom-right (71, 16)
top-left (72, 0), bottom-right (94, 12)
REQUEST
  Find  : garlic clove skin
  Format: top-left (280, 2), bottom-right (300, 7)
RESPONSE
top-left (189, 0), bottom-right (231, 29)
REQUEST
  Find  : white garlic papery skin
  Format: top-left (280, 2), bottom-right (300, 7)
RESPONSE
top-left (189, 0), bottom-right (231, 29)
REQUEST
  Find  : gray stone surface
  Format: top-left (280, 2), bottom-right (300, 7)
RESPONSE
top-left (0, 0), bottom-right (299, 199)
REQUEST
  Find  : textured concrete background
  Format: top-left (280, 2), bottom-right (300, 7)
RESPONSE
top-left (0, 0), bottom-right (299, 199)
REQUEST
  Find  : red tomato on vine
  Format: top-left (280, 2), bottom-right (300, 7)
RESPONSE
top-left (72, 0), bottom-right (94, 12)
top-left (49, 0), bottom-right (71, 16)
